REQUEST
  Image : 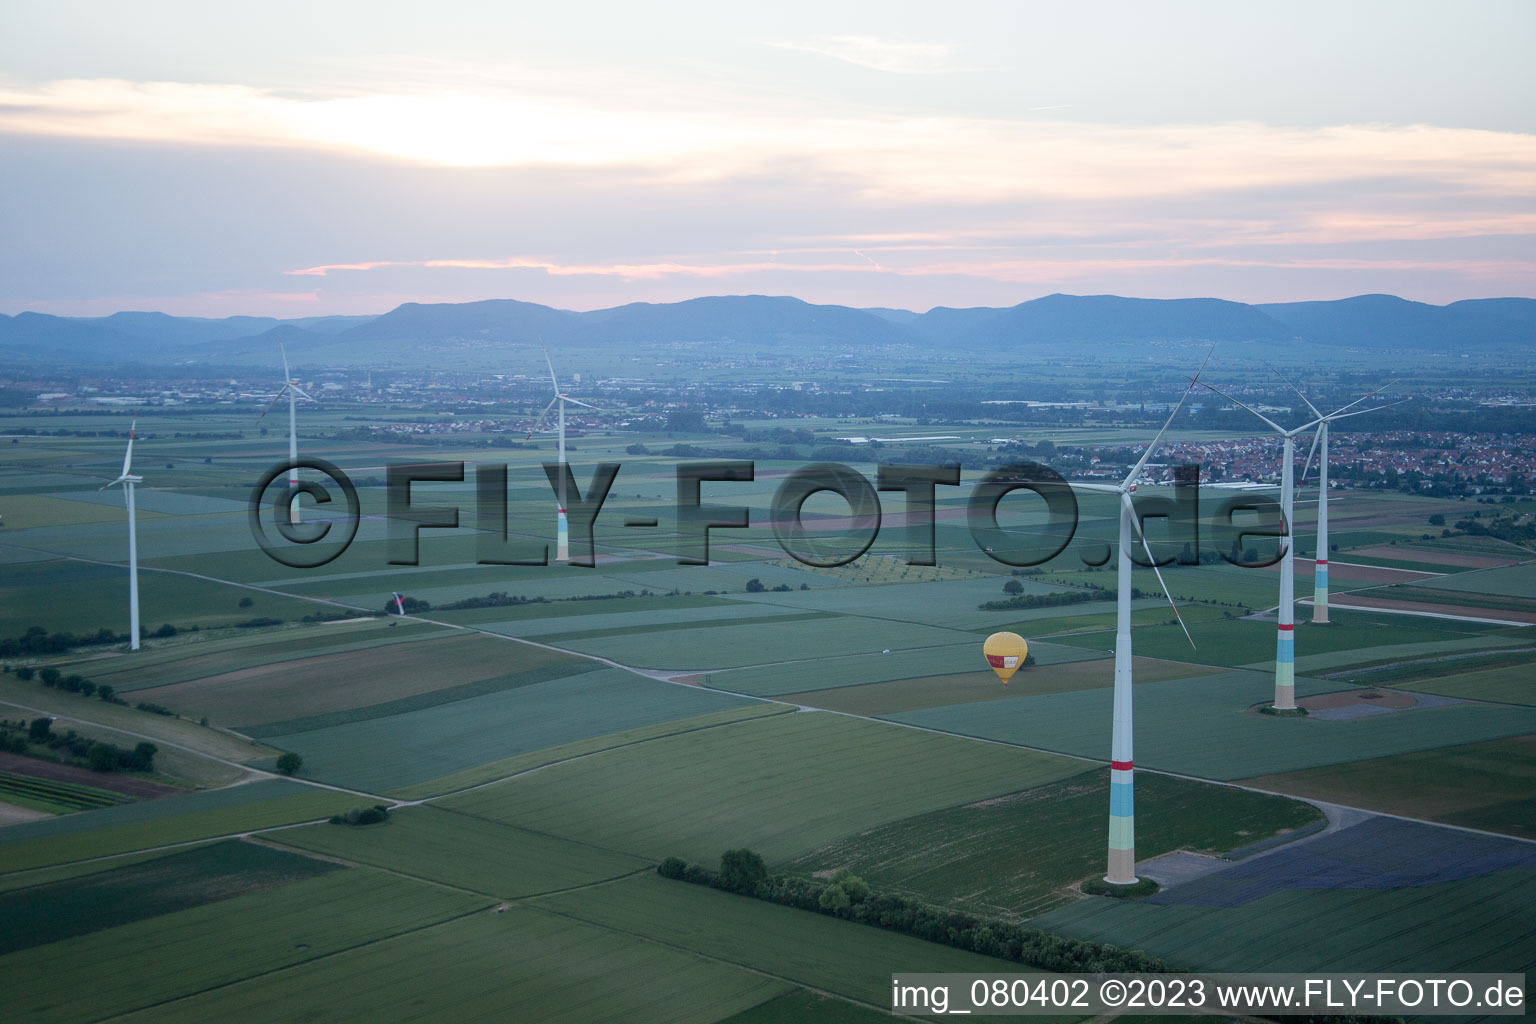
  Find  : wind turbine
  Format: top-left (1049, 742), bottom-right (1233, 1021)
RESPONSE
top-left (1195, 383), bottom-right (1322, 710)
top-left (1273, 373), bottom-right (1402, 626)
top-left (258, 343), bottom-right (313, 525)
top-left (1071, 351), bottom-right (1209, 886)
top-left (527, 347), bottom-right (597, 563)
top-left (101, 415), bottom-right (142, 651)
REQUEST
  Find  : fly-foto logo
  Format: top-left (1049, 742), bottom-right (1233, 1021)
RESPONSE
top-left (249, 458), bottom-right (1289, 571)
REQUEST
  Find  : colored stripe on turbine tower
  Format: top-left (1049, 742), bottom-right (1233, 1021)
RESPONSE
top-left (1110, 760), bottom-right (1133, 771)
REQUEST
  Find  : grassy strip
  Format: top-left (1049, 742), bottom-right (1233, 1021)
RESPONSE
top-left (394, 702), bottom-right (791, 799)
top-left (0, 770), bottom-right (129, 811)
top-left (1323, 649), bottom-right (1536, 685)
top-left (1366, 585), bottom-right (1536, 614)
top-left (533, 611), bottom-right (835, 643)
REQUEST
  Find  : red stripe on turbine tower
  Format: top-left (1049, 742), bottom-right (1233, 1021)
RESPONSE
top-left (1111, 760), bottom-right (1133, 771)
top-left (1278, 623), bottom-right (1294, 631)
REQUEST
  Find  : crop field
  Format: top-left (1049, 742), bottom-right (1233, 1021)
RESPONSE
top-left (271, 805), bottom-right (651, 897)
top-left (784, 770), bottom-right (1321, 918)
top-left (0, 868), bottom-right (489, 1024)
top-left (0, 557), bottom-right (323, 638)
top-left (0, 492), bottom-right (172, 530)
top-left (440, 711), bottom-right (1088, 863)
top-left (561, 614), bottom-right (979, 670)
top-left (0, 769), bottom-right (132, 813)
top-left (535, 872), bottom-right (1046, 1013)
top-left (114, 901), bottom-right (788, 1024)
top-left (129, 632), bottom-right (581, 728)
top-left (1239, 735), bottom-right (1536, 838)
top-left (702, 639), bottom-right (1101, 697)
top-left (1033, 864), bottom-right (1536, 975)
top-left (1388, 660), bottom-right (1536, 705)
top-left (888, 669), bottom-right (1536, 780)
top-left (0, 839), bottom-right (339, 954)
top-left (260, 667), bottom-right (760, 792)
top-left (1414, 560), bottom-right (1536, 598)
top-left (64, 619), bottom-right (457, 692)
top-left (1046, 606), bottom-right (1511, 666)
top-left (0, 779), bottom-right (343, 872)
top-left (388, 703), bottom-right (792, 798)
top-left (781, 657), bottom-right (1221, 716)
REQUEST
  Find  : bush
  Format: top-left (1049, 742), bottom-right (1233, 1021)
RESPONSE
top-left (38, 667), bottom-right (60, 688)
top-left (744, 578), bottom-right (766, 593)
top-left (96, 684), bottom-right (115, 702)
top-left (78, 679), bottom-right (97, 697)
top-left (14, 666), bottom-right (33, 681)
top-left (153, 623), bottom-right (177, 638)
top-left (28, 717), bottom-right (52, 741)
top-left (657, 857), bottom-right (687, 879)
top-left (87, 742), bottom-right (119, 772)
top-left (238, 596), bottom-right (254, 608)
top-left (135, 701), bottom-right (175, 716)
top-left (275, 751), bottom-right (303, 775)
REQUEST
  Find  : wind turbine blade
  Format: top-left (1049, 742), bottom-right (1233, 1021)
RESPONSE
top-left (1124, 344), bottom-right (1214, 489)
top-left (100, 475), bottom-right (127, 491)
top-left (1326, 399), bottom-right (1406, 423)
top-left (526, 395), bottom-right (559, 438)
top-left (289, 385), bottom-right (315, 401)
top-left (1067, 482), bottom-right (1123, 494)
top-left (1270, 365), bottom-right (1323, 419)
top-left (562, 396), bottom-right (599, 410)
top-left (542, 343), bottom-right (559, 395)
top-left (1299, 425), bottom-right (1322, 486)
top-left (1123, 492), bottom-right (1196, 649)
top-left (1196, 381), bottom-right (1288, 435)
top-left (280, 342), bottom-right (291, 382)
top-left (121, 414), bottom-right (137, 478)
top-left (1326, 379), bottom-right (1399, 418)
top-left (257, 386), bottom-right (288, 421)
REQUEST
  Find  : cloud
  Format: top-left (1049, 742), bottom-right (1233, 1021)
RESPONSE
top-left (763, 35), bottom-right (967, 74)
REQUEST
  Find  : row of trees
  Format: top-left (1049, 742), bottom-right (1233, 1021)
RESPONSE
top-left (12, 665), bottom-right (126, 704)
top-left (0, 718), bottom-right (156, 773)
top-left (658, 850), bottom-right (1166, 974)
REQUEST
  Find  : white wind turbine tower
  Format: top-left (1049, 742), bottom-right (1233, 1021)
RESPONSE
top-left (101, 415), bottom-right (143, 651)
top-left (1273, 372), bottom-right (1402, 626)
top-left (1071, 350), bottom-right (1209, 886)
top-left (259, 343), bottom-right (314, 525)
top-left (528, 347), bottom-right (598, 563)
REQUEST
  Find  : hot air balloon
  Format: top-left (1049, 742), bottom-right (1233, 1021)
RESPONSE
top-left (984, 632), bottom-right (1029, 684)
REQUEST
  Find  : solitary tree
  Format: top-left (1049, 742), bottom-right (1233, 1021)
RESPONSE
top-left (1003, 579), bottom-right (1024, 596)
top-left (276, 751), bottom-right (303, 775)
top-left (744, 578), bottom-right (765, 593)
top-left (718, 848), bottom-right (767, 894)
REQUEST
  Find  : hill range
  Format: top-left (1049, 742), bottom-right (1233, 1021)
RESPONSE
top-left (1, 292), bottom-right (1531, 367)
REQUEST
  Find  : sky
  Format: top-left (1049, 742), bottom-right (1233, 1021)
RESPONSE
top-left (1, 0), bottom-right (1533, 317)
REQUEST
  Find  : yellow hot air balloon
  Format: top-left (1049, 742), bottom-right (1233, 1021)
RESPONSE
top-left (984, 631), bottom-right (1029, 685)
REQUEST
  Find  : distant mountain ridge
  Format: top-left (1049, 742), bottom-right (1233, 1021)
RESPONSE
top-left (1, 292), bottom-right (1531, 366)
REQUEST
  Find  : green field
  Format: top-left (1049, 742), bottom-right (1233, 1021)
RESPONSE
top-left (441, 711), bottom-right (1088, 863)
top-left (1240, 735), bottom-right (1536, 838)
top-left (127, 633), bottom-right (583, 729)
top-left (1415, 561), bottom-right (1536, 598)
top-left (1033, 867), bottom-right (1536, 974)
top-left (782, 657), bottom-right (1221, 716)
top-left (389, 703), bottom-right (792, 799)
top-left (0, 868), bottom-right (489, 1023)
top-left (534, 872), bottom-right (1059, 1014)
top-left (0, 839), bottom-right (338, 954)
top-left (783, 771), bottom-right (1322, 918)
top-left (560, 614), bottom-right (978, 670)
top-left (271, 806), bottom-right (651, 897)
top-left (703, 639), bottom-right (1101, 697)
top-left (887, 670), bottom-right (1536, 780)
top-left (0, 779), bottom-right (343, 872)
top-left (262, 667), bottom-right (761, 792)
top-left (111, 902), bottom-right (788, 1024)
top-left (0, 558), bottom-right (325, 639)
